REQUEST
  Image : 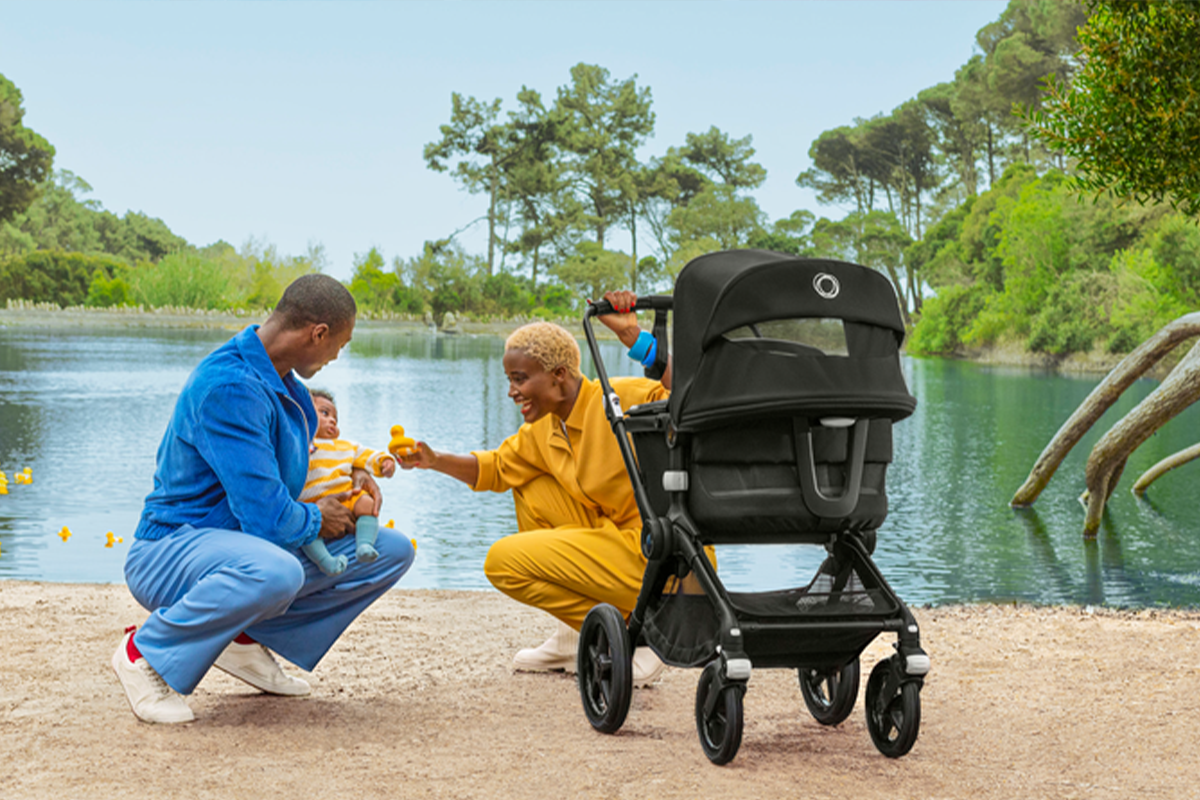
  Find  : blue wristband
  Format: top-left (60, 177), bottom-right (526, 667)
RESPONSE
top-left (627, 330), bottom-right (654, 363)
top-left (641, 338), bottom-right (658, 368)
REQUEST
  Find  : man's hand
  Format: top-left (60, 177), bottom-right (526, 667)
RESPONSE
top-left (316, 493), bottom-right (355, 539)
top-left (352, 467), bottom-right (382, 516)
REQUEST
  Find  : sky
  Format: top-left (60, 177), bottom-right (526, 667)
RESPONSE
top-left (1, 0), bottom-right (1008, 281)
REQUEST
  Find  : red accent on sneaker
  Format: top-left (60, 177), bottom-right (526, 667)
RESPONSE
top-left (234, 633), bottom-right (256, 645)
top-left (127, 631), bottom-right (143, 663)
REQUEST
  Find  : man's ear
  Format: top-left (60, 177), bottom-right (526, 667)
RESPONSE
top-left (310, 322), bottom-right (331, 343)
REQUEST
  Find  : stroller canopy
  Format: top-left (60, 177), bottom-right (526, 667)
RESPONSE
top-left (669, 250), bottom-right (916, 429)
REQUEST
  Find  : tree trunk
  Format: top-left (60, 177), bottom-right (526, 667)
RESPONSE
top-left (1010, 312), bottom-right (1200, 508)
top-left (487, 160), bottom-right (498, 276)
top-left (1133, 442), bottom-right (1200, 496)
top-left (630, 209), bottom-right (638, 293)
top-left (1081, 339), bottom-right (1200, 536)
top-left (986, 124), bottom-right (996, 187)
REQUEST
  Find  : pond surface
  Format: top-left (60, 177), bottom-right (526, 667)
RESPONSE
top-left (1, 323), bottom-right (1198, 608)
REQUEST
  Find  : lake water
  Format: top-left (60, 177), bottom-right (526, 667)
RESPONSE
top-left (1, 323), bottom-right (1198, 609)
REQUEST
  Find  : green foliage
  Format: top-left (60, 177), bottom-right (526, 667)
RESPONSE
top-left (85, 268), bottom-right (131, 308)
top-left (0, 73), bottom-right (55, 224)
top-left (0, 250), bottom-right (126, 306)
top-left (911, 162), bottom-right (1198, 357)
top-left (908, 283), bottom-right (992, 355)
top-left (551, 242), bottom-right (631, 304)
top-left (667, 184), bottom-right (764, 250)
top-left (1, 170), bottom-right (187, 265)
top-left (128, 252), bottom-right (235, 310)
top-left (1029, 0), bottom-right (1200, 215)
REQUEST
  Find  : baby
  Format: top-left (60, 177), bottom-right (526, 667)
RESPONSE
top-left (300, 389), bottom-right (396, 575)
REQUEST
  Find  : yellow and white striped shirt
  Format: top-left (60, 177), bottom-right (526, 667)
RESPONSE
top-left (300, 438), bottom-right (393, 502)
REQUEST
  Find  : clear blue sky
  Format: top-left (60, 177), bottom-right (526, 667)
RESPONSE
top-left (2, 0), bottom-right (1007, 280)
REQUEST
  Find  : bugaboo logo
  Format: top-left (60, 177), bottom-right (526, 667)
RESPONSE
top-left (813, 272), bottom-right (840, 299)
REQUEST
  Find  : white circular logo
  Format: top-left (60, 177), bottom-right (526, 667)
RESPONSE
top-left (813, 272), bottom-right (840, 299)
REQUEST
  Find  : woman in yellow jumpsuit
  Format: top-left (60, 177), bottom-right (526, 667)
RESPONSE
top-left (398, 291), bottom-right (668, 685)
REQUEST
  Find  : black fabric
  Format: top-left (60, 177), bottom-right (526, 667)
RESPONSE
top-left (686, 418), bottom-right (893, 543)
top-left (668, 251), bottom-right (915, 427)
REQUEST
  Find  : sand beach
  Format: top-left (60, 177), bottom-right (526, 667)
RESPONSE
top-left (1, 581), bottom-right (1197, 800)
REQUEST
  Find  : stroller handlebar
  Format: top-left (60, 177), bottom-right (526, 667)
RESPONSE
top-left (586, 294), bottom-right (673, 317)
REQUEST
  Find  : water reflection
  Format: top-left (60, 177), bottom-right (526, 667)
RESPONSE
top-left (1, 325), bottom-right (1199, 608)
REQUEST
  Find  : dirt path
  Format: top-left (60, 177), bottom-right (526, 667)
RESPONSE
top-left (1, 581), bottom-right (1197, 799)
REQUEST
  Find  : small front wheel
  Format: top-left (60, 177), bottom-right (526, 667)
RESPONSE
top-left (578, 604), bottom-right (632, 734)
top-left (799, 658), bottom-right (860, 726)
top-left (694, 660), bottom-right (744, 765)
top-left (864, 658), bottom-right (920, 758)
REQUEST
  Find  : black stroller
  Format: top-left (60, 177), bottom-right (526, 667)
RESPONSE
top-left (577, 249), bottom-right (930, 764)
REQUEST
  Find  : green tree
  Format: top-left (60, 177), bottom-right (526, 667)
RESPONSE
top-left (1028, 0), bottom-right (1200, 215)
top-left (424, 93), bottom-right (508, 274)
top-left (551, 241), bottom-right (629, 305)
top-left (0, 73), bottom-right (55, 223)
top-left (677, 126), bottom-right (767, 190)
top-left (553, 63), bottom-right (655, 249)
top-left (667, 184), bottom-right (765, 251)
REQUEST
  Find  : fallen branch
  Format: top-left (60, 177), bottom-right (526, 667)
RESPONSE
top-left (1081, 340), bottom-right (1200, 536)
top-left (1011, 312), bottom-right (1200, 508)
top-left (1132, 442), bottom-right (1200, 497)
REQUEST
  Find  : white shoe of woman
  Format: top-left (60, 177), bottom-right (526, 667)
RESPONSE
top-left (512, 621), bottom-right (580, 673)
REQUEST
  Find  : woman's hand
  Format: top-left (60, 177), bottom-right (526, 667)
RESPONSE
top-left (598, 290), bottom-right (643, 348)
top-left (398, 441), bottom-right (436, 470)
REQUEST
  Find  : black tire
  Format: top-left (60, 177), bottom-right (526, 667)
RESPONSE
top-left (578, 604), bottom-right (632, 734)
top-left (799, 658), bottom-right (860, 726)
top-left (694, 661), bottom-right (744, 765)
top-left (864, 658), bottom-right (920, 758)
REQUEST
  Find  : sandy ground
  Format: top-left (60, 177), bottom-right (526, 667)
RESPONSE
top-left (1, 582), bottom-right (1197, 800)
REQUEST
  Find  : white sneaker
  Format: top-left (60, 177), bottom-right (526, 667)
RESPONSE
top-left (513, 621), bottom-right (579, 673)
top-left (111, 628), bottom-right (195, 724)
top-left (214, 640), bottom-right (311, 696)
top-left (632, 646), bottom-right (665, 687)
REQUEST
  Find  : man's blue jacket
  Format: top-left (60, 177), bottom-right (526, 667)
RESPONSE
top-left (134, 325), bottom-right (323, 549)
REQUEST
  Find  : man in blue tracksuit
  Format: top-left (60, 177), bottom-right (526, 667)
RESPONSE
top-left (112, 274), bottom-right (415, 723)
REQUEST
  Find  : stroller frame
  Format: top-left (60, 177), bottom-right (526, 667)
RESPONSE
top-left (575, 252), bottom-right (930, 764)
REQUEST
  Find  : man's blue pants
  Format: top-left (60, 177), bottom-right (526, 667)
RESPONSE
top-left (124, 524), bottom-right (414, 694)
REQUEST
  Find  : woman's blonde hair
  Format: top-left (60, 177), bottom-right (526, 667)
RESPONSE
top-left (505, 322), bottom-right (582, 379)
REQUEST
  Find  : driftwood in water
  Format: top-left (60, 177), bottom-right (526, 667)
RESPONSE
top-left (1132, 442), bottom-right (1200, 496)
top-left (1010, 312), bottom-right (1200, 536)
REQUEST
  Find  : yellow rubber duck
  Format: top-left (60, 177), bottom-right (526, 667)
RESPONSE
top-left (388, 425), bottom-right (416, 458)
top-left (58, 526), bottom-right (72, 542)
top-left (105, 532), bottom-right (124, 548)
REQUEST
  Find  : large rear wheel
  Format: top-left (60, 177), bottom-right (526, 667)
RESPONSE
top-left (578, 604), bottom-right (632, 734)
top-left (799, 658), bottom-right (860, 726)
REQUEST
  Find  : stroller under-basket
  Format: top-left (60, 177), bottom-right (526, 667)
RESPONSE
top-left (577, 249), bottom-right (930, 764)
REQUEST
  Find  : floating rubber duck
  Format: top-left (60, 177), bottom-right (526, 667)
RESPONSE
top-left (16, 468), bottom-right (31, 485)
top-left (58, 526), bottom-right (72, 542)
top-left (388, 425), bottom-right (416, 458)
top-left (411, 538), bottom-right (417, 553)
top-left (385, 519), bottom-right (395, 529)
top-left (105, 531), bottom-right (124, 548)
